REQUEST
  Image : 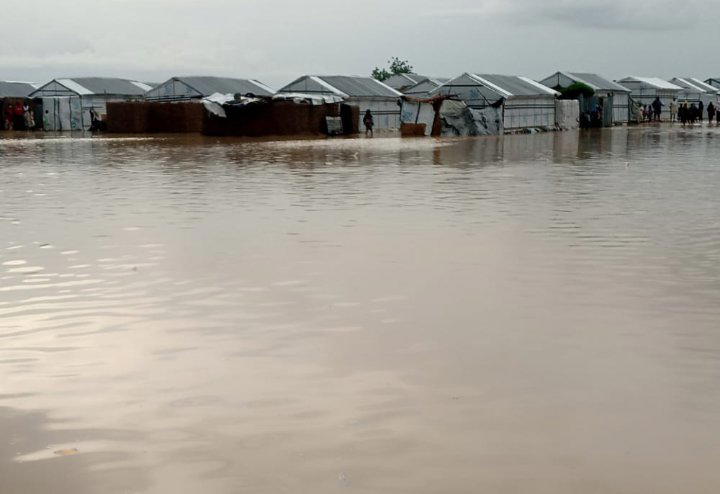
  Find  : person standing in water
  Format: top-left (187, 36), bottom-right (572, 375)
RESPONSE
top-left (651, 97), bottom-right (663, 122)
top-left (689, 103), bottom-right (698, 126)
top-left (23, 103), bottom-right (34, 130)
top-left (708, 102), bottom-right (716, 125)
top-left (670, 99), bottom-right (678, 123)
top-left (363, 109), bottom-right (374, 137)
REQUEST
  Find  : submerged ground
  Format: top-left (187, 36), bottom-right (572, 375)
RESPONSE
top-left (1, 127), bottom-right (719, 493)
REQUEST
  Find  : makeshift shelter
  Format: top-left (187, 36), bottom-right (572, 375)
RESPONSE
top-left (669, 78), bottom-right (718, 105)
top-left (384, 73), bottom-right (432, 92)
top-left (203, 94), bottom-right (357, 137)
top-left (615, 77), bottom-right (681, 120)
top-left (0, 81), bottom-right (39, 130)
top-left (30, 77), bottom-right (152, 131)
top-left (539, 71), bottom-right (631, 125)
top-left (400, 95), bottom-right (503, 137)
top-left (403, 78), bottom-right (449, 97)
top-left (430, 73), bottom-right (558, 131)
top-left (145, 76), bottom-right (274, 101)
top-left (278, 75), bottom-right (403, 129)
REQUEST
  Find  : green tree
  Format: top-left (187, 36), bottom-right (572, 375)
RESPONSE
top-left (559, 82), bottom-right (595, 100)
top-left (372, 57), bottom-right (414, 81)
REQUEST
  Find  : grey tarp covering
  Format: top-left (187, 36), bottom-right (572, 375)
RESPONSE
top-left (439, 100), bottom-right (502, 136)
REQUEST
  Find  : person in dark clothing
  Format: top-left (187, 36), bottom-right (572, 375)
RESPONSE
top-left (651, 97), bottom-right (663, 122)
top-left (689, 103), bottom-right (698, 125)
top-left (698, 101), bottom-right (704, 122)
top-left (363, 109), bottom-right (374, 137)
top-left (708, 102), bottom-right (716, 125)
top-left (679, 103), bottom-right (687, 127)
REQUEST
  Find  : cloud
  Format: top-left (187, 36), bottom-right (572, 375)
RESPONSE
top-left (0, 0), bottom-right (718, 86)
top-left (422, 0), bottom-right (716, 31)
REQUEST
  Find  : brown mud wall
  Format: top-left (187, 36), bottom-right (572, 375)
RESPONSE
top-left (107, 101), bottom-right (361, 137)
top-left (107, 102), bottom-right (205, 133)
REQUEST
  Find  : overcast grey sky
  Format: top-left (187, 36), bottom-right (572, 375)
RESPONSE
top-left (2, 0), bottom-right (718, 88)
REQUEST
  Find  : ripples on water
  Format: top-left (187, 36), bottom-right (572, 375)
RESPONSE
top-left (1, 127), bottom-right (720, 493)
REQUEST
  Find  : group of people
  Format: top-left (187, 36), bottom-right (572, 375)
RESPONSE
top-left (640, 97), bottom-right (664, 122)
top-left (638, 97), bottom-right (720, 126)
top-left (3, 102), bottom-right (35, 130)
top-left (670, 99), bottom-right (719, 126)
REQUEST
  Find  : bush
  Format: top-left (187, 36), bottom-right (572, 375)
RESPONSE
top-left (559, 82), bottom-right (595, 100)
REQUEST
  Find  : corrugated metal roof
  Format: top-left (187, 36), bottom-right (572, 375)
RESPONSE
top-left (168, 76), bottom-right (274, 97)
top-left (563, 72), bottom-right (630, 92)
top-left (61, 77), bottom-right (152, 95)
top-left (469, 74), bottom-right (558, 97)
top-left (317, 76), bottom-right (402, 97)
top-left (617, 77), bottom-right (682, 91)
top-left (0, 81), bottom-right (37, 98)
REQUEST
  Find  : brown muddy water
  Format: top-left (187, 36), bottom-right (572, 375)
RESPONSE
top-left (1, 127), bottom-right (720, 493)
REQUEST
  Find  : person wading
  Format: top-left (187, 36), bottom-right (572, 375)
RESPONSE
top-left (689, 103), bottom-right (698, 126)
top-left (363, 109), bottom-right (374, 137)
top-left (652, 97), bottom-right (663, 122)
top-left (679, 103), bottom-right (687, 127)
top-left (708, 102), bottom-right (716, 125)
top-left (670, 99), bottom-right (678, 123)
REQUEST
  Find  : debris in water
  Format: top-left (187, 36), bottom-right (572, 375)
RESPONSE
top-left (54, 448), bottom-right (79, 456)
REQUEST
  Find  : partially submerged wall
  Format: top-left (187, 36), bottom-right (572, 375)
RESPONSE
top-left (107, 100), bottom-right (359, 136)
top-left (204, 101), bottom-right (358, 137)
top-left (107, 102), bottom-right (205, 133)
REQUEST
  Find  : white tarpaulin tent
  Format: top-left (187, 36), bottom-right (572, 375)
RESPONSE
top-left (278, 75), bottom-right (403, 130)
top-left (539, 71), bottom-right (631, 125)
top-left (430, 73), bottom-right (558, 131)
top-left (31, 78), bottom-right (151, 131)
top-left (669, 78), bottom-right (718, 106)
top-left (145, 77), bottom-right (274, 101)
top-left (616, 77), bottom-right (682, 120)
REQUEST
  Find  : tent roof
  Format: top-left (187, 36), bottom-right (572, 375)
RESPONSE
top-left (384, 73), bottom-right (432, 89)
top-left (686, 78), bottom-right (718, 93)
top-left (617, 77), bottom-right (682, 90)
top-left (560, 72), bottom-right (631, 92)
top-left (279, 75), bottom-right (402, 98)
top-left (161, 76), bottom-right (274, 97)
top-left (669, 77), bottom-right (708, 93)
top-left (468, 74), bottom-right (559, 97)
top-left (0, 81), bottom-right (37, 98)
top-left (65, 77), bottom-right (151, 95)
top-left (318, 76), bottom-right (401, 97)
top-left (32, 77), bottom-right (152, 96)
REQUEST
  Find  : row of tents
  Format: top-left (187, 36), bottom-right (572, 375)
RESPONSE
top-left (1, 72), bottom-right (719, 134)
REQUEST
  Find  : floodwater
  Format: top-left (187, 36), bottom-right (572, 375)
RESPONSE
top-left (1, 127), bottom-right (719, 493)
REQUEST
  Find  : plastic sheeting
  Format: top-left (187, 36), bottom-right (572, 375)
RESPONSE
top-left (439, 100), bottom-right (503, 136)
top-left (272, 93), bottom-right (344, 105)
top-left (555, 100), bottom-right (579, 130)
top-left (400, 101), bottom-right (436, 136)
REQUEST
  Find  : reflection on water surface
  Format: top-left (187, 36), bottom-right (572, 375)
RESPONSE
top-left (1, 127), bottom-right (720, 493)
